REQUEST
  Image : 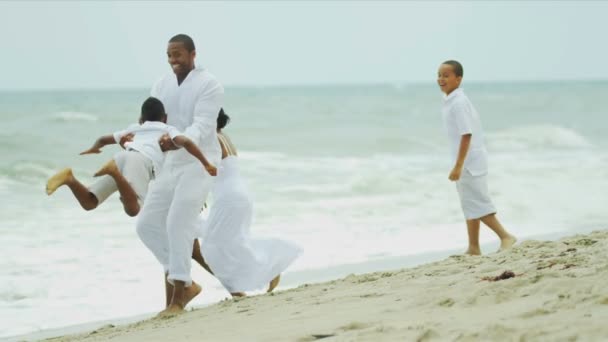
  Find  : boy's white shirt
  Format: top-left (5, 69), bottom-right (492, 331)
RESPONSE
top-left (112, 121), bottom-right (181, 173)
top-left (442, 88), bottom-right (488, 176)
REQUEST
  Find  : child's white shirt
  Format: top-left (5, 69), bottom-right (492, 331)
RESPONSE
top-left (112, 121), bottom-right (182, 172)
top-left (441, 88), bottom-right (488, 176)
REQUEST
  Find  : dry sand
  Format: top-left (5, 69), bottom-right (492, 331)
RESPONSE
top-left (45, 230), bottom-right (608, 341)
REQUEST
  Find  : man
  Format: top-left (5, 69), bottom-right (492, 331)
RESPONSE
top-left (136, 34), bottom-right (223, 316)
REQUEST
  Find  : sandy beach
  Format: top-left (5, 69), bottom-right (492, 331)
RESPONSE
top-left (30, 230), bottom-right (607, 342)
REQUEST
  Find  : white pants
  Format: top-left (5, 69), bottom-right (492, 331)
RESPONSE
top-left (88, 150), bottom-right (154, 207)
top-left (136, 162), bottom-right (212, 286)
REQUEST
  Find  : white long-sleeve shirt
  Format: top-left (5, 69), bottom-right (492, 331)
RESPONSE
top-left (151, 67), bottom-right (223, 167)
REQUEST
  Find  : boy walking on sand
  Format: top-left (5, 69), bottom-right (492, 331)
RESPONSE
top-left (437, 60), bottom-right (516, 255)
top-left (46, 96), bottom-right (217, 216)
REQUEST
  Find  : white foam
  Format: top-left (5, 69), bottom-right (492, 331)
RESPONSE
top-left (488, 124), bottom-right (593, 150)
top-left (51, 111), bottom-right (99, 122)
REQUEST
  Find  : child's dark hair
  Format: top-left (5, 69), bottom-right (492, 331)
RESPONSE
top-left (442, 60), bottom-right (464, 77)
top-left (217, 108), bottom-right (230, 129)
top-left (141, 97), bottom-right (166, 122)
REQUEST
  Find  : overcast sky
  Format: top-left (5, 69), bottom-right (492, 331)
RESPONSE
top-left (1, 1), bottom-right (606, 90)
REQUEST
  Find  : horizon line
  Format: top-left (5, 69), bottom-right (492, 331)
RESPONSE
top-left (1, 78), bottom-right (607, 93)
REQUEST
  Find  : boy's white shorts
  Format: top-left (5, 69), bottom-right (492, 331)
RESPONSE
top-left (455, 169), bottom-right (496, 220)
top-left (88, 150), bottom-right (154, 206)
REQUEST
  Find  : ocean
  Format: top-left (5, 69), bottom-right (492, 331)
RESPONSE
top-left (1, 81), bottom-right (607, 339)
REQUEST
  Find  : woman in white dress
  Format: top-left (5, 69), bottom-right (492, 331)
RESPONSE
top-left (194, 109), bottom-right (302, 297)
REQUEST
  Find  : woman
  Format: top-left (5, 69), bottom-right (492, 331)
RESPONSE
top-left (194, 109), bottom-right (302, 297)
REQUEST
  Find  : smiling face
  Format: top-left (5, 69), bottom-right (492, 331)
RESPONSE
top-left (437, 64), bottom-right (462, 95)
top-left (167, 42), bottom-right (195, 78)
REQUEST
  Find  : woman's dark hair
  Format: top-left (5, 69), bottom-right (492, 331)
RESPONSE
top-left (217, 108), bottom-right (230, 129)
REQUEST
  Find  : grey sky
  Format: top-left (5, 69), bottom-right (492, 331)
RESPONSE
top-left (1, 1), bottom-right (606, 90)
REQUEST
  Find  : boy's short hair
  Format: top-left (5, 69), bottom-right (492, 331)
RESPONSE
top-left (442, 60), bottom-right (464, 77)
top-left (217, 108), bottom-right (230, 129)
top-left (141, 97), bottom-right (167, 122)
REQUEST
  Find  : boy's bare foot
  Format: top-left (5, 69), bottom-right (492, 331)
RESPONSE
top-left (46, 168), bottom-right (74, 195)
top-left (499, 235), bottom-right (517, 252)
top-left (267, 274), bottom-right (281, 293)
top-left (157, 304), bottom-right (184, 318)
top-left (94, 159), bottom-right (119, 177)
top-left (231, 292), bottom-right (246, 298)
top-left (465, 247), bottom-right (481, 256)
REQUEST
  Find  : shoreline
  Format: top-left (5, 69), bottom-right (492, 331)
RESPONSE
top-left (4, 247), bottom-right (462, 342)
top-left (6, 228), bottom-right (607, 341)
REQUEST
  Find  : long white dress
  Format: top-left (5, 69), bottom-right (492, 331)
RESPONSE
top-left (197, 155), bottom-right (302, 293)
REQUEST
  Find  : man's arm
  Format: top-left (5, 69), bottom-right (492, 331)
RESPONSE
top-left (80, 135), bottom-right (117, 155)
top-left (172, 135), bottom-right (217, 176)
top-left (182, 78), bottom-right (224, 144)
top-left (449, 134), bottom-right (471, 181)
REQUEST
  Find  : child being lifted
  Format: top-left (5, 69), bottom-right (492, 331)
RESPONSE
top-left (46, 96), bottom-right (217, 216)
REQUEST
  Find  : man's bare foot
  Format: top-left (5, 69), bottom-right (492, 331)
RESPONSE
top-left (157, 282), bottom-right (201, 318)
top-left (498, 235), bottom-right (517, 252)
top-left (157, 304), bottom-right (184, 318)
top-left (231, 292), bottom-right (246, 298)
top-left (183, 282), bottom-right (202, 308)
top-left (46, 168), bottom-right (74, 195)
top-left (267, 274), bottom-right (281, 293)
top-left (465, 247), bottom-right (482, 256)
top-left (94, 159), bottom-right (119, 178)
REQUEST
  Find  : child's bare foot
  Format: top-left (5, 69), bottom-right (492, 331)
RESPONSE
top-left (183, 282), bottom-right (202, 308)
top-left (465, 247), bottom-right (481, 256)
top-left (267, 274), bottom-right (281, 293)
top-left (94, 160), bottom-right (119, 177)
top-left (499, 235), bottom-right (517, 252)
top-left (157, 304), bottom-right (184, 318)
top-left (231, 292), bottom-right (246, 298)
top-left (46, 168), bottom-right (74, 195)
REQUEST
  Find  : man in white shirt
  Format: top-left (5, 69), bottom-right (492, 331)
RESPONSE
top-left (438, 60), bottom-right (516, 256)
top-left (135, 34), bottom-right (223, 316)
top-left (46, 97), bottom-right (217, 216)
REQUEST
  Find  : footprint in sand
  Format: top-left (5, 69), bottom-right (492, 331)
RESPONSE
top-left (297, 334), bottom-right (335, 341)
top-left (360, 293), bottom-right (383, 298)
top-left (339, 321), bottom-right (370, 331)
top-left (87, 324), bottom-right (115, 336)
top-left (574, 238), bottom-right (597, 246)
top-left (438, 298), bottom-right (455, 307)
top-left (520, 308), bottom-right (553, 318)
top-left (416, 328), bottom-right (440, 342)
top-left (356, 275), bottom-right (379, 283)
